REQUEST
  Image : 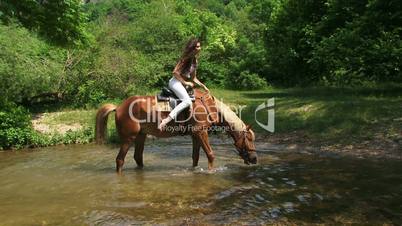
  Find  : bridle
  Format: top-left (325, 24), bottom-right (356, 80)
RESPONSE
top-left (234, 129), bottom-right (255, 162)
top-left (194, 93), bottom-right (255, 161)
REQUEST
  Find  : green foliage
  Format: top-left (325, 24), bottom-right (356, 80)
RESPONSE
top-left (72, 0), bottom-right (243, 93)
top-left (0, 101), bottom-right (95, 149)
top-left (0, 0), bottom-right (91, 46)
top-left (0, 23), bottom-right (66, 103)
top-left (264, 0), bottom-right (327, 86)
top-left (309, 1), bottom-right (402, 86)
top-left (47, 127), bottom-right (94, 145)
top-left (0, 102), bottom-right (35, 149)
top-left (84, 0), bottom-right (147, 22)
top-left (2, 0), bottom-right (400, 98)
top-left (0, 0), bottom-right (401, 149)
top-left (236, 71), bottom-right (267, 90)
top-left (264, 0), bottom-right (402, 86)
top-left (226, 69), bottom-right (267, 90)
top-left (76, 80), bottom-right (106, 108)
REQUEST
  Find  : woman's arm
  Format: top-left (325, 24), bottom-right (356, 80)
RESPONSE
top-left (192, 72), bottom-right (209, 92)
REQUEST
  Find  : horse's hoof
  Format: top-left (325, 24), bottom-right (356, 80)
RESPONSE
top-left (207, 168), bottom-right (217, 174)
top-left (136, 165), bottom-right (144, 170)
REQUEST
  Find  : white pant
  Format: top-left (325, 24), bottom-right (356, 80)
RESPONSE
top-left (168, 77), bottom-right (192, 119)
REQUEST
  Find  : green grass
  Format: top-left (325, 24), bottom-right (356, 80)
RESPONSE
top-left (210, 83), bottom-right (402, 144)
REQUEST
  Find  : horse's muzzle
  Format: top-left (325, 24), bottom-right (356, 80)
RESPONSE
top-left (248, 152), bottom-right (257, 164)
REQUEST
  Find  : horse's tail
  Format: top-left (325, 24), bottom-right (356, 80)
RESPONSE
top-left (95, 104), bottom-right (117, 144)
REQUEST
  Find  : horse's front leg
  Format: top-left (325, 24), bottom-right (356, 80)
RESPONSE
top-left (191, 134), bottom-right (201, 167)
top-left (116, 140), bottom-right (132, 174)
top-left (194, 130), bottom-right (215, 170)
top-left (134, 133), bottom-right (146, 169)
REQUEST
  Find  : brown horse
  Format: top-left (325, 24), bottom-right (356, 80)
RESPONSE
top-left (95, 89), bottom-right (257, 173)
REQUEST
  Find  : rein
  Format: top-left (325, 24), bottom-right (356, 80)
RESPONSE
top-left (234, 129), bottom-right (256, 160)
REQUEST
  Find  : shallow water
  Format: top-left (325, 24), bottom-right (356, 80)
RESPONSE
top-left (0, 137), bottom-right (401, 225)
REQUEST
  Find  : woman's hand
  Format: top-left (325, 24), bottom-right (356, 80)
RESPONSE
top-left (202, 85), bottom-right (210, 93)
top-left (184, 81), bottom-right (194, 88)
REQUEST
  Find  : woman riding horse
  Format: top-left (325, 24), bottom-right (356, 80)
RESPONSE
top-left (158, 38), bottom-right (209, 131)
top-left (95, 38), bottom-right (257, 174)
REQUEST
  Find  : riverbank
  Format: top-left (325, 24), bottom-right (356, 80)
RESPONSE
top-left (29, 85), bottom-right (402, 159)
top-left (214, 85), bottom-right (402, 159)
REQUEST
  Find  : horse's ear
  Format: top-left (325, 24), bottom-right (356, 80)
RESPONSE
top-left (246, 124), bottom-right (252, 130)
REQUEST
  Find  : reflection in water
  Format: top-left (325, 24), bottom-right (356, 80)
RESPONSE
top-left (0, 137), bottom-right (401, 225)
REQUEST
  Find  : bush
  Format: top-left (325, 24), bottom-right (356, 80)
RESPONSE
top-left (264, 0), bottom-right (402, 86)
top-left (0, 23), bottom-right (66, 103)
top-left (0, 102), bottom-right (36, 149)
top-left (75, 80), bottom-right (107, 108)
top-left (227, 70), bottom-right (267, 90)
top-left (1, 0), bottom-right (91, 46)
top-left (0, 101), bottom-right (96, 149)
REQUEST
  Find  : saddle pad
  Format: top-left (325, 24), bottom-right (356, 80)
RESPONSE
top-left (154, 96), bottom-right (192, 113)
top-left (154, 96), bottom-right (172, 112)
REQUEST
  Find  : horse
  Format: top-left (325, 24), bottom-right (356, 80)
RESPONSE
top-left (95, 88), bottom-right (257, 174)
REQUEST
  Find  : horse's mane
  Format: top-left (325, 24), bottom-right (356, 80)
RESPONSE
top-left (214, 98), bottom-right (246, 132)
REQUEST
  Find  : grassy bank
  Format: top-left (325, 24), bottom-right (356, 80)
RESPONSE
top-left (214, 84), bottom-right (402, 144)
top-left (27, 84), bottom-right (402, 150)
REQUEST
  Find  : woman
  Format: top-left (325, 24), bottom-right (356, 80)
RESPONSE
top-left (158, 38), bottom-right (209, 131)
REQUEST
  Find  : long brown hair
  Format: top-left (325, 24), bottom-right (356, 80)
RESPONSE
top-left (178, 37), bottom-right (200, 72)
top-left (181, 37), bottom-right (200, 59)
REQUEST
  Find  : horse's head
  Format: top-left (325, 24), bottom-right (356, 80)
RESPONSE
top-left (234, 124), bottom-right (257, 165)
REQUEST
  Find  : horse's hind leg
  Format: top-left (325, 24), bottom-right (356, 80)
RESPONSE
top-left (192, 134), bottom-right (201, 167)
top-left (134, 133), bottom-right (146, 169)
top-left (116, 139), bottom-right (133, 174)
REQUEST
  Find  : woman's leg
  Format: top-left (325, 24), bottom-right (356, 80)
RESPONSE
top-left (168, 77), bottom-right (192, 119)
top-left (158, 77), bottom-right (192, 130)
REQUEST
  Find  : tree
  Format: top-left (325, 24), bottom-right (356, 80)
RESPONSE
top-left (0, 0), bottom-right (90, 46)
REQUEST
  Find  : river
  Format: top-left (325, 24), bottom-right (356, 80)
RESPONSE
top-left (0, 137), bottom-right (401, 225)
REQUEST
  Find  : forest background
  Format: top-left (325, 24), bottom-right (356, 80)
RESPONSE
top-left (0, 0), bottom-right (401, 149)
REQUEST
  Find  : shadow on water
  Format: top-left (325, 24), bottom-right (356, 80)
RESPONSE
top-left (0, 138), bottom-right (401, 225)
top-left (218, 154), bottom-right (402, 224)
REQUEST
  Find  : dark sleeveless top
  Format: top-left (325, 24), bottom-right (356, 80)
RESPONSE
top-left (180, 59), bottom-right (197, 81)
